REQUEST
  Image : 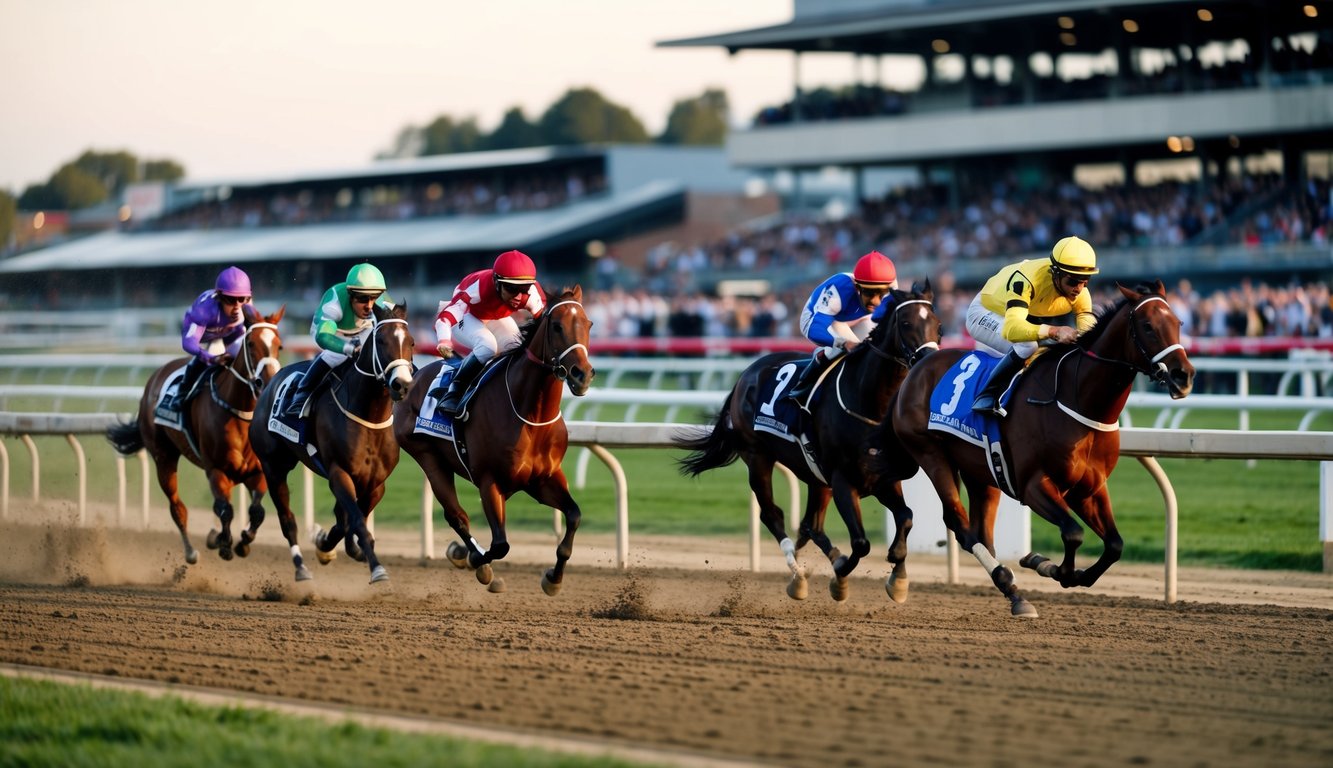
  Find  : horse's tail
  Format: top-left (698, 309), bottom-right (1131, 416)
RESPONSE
top-left (105, 419), bottom-right (144, 456)
top-left (673, 407), bottom-right (740, 477)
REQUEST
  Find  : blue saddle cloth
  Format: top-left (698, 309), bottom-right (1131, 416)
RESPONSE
top-left (927, 352), bottom-right (1020, 498)
top-left (753, 358), bottom-right (814, 441)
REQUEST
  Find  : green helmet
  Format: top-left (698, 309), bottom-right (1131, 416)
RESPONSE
top-left (346, 263), bottom-right (386, 292)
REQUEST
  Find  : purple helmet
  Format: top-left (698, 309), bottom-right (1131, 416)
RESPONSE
top-left (215, 266), bottom-right (251, 298)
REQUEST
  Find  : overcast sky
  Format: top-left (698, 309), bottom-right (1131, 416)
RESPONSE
top-left (0, 0), bottom-right (917, 192)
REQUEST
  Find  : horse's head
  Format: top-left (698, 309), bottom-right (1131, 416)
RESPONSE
top-left (867, 278), bottom-right (941, 367)
top-left (238, 303), bottom-right (285, 392)
top-left (1118, 280), bottom-right (1194, 398)
top-left (361, 302), bottom-right (415, 401)
top-left (533, 285), bottom-right (595, 396)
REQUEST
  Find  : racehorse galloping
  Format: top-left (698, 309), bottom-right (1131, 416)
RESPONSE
top-left (248, 302), bottom-right (413, 583)
top-left (892, 281), bottom-right (1193, 617)
top-left (675, 282), bottom-right (940, 602)
top-left (106, 304), bottom-right (285, 565)
top-left (394, 286), bottom-right (594, 595)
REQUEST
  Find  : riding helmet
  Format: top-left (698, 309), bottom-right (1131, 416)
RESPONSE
top-left (215, 266), bottom-right (252, 298)
top-left (346, 263), bottom-right (387, 293)
top-left (1050, 236), bottom-right (1099, 276)
top-left (493, 250), bottom-right (537, 286)
top-left (852, 251), bottom-right (896, 288)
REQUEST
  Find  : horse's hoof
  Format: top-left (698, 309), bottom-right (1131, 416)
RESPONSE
top-left (1010, 598), bottom-right (1039, 618)
top-left (295, 565), bottom-right (312, 582)
top-left (184, 549), bottom-right (199, 566)
top-left (206, 529), bottom-right (219, 550)
top-left (235, 541), bottom-right (250, 558)
top-left (786, 575), bottom-right (808, 601)
top-left (315, 549), bottom-right (335, 565)
top-left (218, 545), bottom-right (234, 562)
top-left (475, 564), bottom-right (494, 586)
top-left (445, 541), bottom-right (469, 568)
top-left (487, 577), bottom-right (506, 593)
top-left (829, 575), bottom-right (849, 602)
top-left (369, 565), bottom-right (389, 584)
top-left (885, 574), bottom-right (909, 604)
top-left (540, 569), bottom-right (562, 596)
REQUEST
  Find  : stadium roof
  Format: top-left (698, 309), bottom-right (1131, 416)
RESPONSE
top-left (0, 180), bottom-right (684, 275)
top-left (659, 0), bottom-right (1316, 56)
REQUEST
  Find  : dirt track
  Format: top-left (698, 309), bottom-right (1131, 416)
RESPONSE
top-left (2, 516), bottom-right (1332, 768)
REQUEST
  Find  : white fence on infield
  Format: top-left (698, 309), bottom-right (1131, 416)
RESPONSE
top-left (1, 411), bottom-right (1332, 604)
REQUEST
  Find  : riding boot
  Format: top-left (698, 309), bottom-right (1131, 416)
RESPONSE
top-left (284, 357), bottom-right (333, 418)
top-left (175, 357), bottom-right (207, 409)
top-left (434, 354), bottom-right (485, 417)
top-left (785, 349), bottom-right (830, 407)
top-left (971, 349), bottom-right (1026, 417)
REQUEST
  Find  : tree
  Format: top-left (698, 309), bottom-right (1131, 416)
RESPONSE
top-left (538, 87), bottom-right (649, 146)
top-left (0, 189), bottom-right (16, 251)
top-left (73, 150), bottom-right (140, 195)
top-left (376, 125), bottom-right (425, 160)
top-left (421, 115), bottom-right (484, 156)
top-left (486, 107), bottom-right (543, 150)
top-left (142, 159), bottom-right (185, 183)
top-left (658, 89), bottom-right (729, 145)
top-left (49, 164), bottom-right (109, 209)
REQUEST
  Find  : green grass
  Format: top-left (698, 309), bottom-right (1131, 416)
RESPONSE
top-left (3, 382), bottom-right (1329, 572)
top-left (0, 676), bottom-right (650, 768)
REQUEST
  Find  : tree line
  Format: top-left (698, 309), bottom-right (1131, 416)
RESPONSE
top-left (1, 86), bottom-right (729, 250)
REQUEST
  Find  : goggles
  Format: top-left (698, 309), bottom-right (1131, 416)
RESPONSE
top-left (350, 291), bottom-right (382, 305)
top-left (219, 295), bottom-right (250, 306)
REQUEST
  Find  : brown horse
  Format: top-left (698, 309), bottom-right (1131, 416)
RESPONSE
top-left (247, 302), bottom-right (414, 583)
top-left (675, 282), bottom-right (940, 602)
top-left (393, 286), bottom-right (594, 595)
top-left (891, 281), bottom-right (1194, 617)
top-left (106, 303), bottom-right (285, 565)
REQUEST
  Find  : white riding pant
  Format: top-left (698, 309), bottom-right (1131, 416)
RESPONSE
top-left (966, 293), bottom-right (1038, 360)
top-left (452, 313), bottom-right (522, 363)
top-left (798, 313), bottom-right (874, 359)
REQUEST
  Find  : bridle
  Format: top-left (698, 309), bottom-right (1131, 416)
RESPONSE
top-left (862, 298), bottom-right (939, 368)
top-left (509, 298), bottom-right (590, 427)
top-left (351, 317), bottom-right (414, 385)
top-left (210, 321), bottom-right (281, 420)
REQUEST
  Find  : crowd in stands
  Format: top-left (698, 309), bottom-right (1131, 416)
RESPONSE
top-left (140, 168), bottom-right (608, 232)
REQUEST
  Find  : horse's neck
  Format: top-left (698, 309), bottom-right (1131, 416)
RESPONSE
top-left (212, 365), bottom-right (255, 408)
top-left (339, 363), bottom-right (393, 421)
top-left (506, 353), bottom-right (563, 420)
top-left (1065, 325), bottom-right (1139, 423)
top-left (846, 347), bottom-right (906, 412)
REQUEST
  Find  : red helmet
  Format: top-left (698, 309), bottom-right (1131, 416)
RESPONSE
top-left (493, 250), bottom-right (537, 285)
top-left (852, 251), bottom-right (895, 287)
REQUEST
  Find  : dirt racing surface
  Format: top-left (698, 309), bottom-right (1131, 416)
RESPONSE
top-left (2, 516), bottom-right (1332, 768)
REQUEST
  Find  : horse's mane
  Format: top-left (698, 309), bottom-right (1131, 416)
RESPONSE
top-left (1074, 281), bottom-right (1163, 350)
top-left (502, 285), bottom-right (579, 358)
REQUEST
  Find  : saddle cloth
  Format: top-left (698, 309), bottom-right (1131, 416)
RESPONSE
top-left (927, 352), bottom-right (1019, 499)
top-left (752, 358), bottom-right (828, 485)
top-left (151, 369), bottom-right (188, 430)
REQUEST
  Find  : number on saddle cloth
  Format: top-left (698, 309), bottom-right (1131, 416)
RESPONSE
top-left (753, 360), bottom-right (809, 441)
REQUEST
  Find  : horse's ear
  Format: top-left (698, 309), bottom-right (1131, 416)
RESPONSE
top-left (392, 300), bottom-right (408, 319)
top-left (1153, 278), bottom-right (1167, 295)
top-left (1117, 282), bottom-right (1138, 301)
top-left (570, 284), bottom-right (583, 302)
top-left (914, 278), bottom-right (933, 300)
top-left (270, 304), bottom-right (286, 324)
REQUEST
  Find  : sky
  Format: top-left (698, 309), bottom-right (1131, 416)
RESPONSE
top-left (0, 0), bottom-right (904, 193)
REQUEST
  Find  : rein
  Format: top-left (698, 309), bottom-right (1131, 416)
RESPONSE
top-left (334, 317), bottom-right (412, 429)
top-left (511, 298), bottom-right (589, 427)
top-left (835, 297), bottom-right (938, 426)
top-left (1042, 295), bottom-right (1182, 431)
top-left (211, 321), bottom-right (282, 420)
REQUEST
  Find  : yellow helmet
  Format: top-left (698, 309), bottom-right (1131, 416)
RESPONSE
top-left (1050, 236), bottom-right (1098, 276)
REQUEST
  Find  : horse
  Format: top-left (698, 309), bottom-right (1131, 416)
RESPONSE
top-left (675, 282), bottom-right (941, 602)
top-left (106, 303), bottom-right (285, 565)
top-left (891, 280), bottom-right (1194, 617)
top-left (247, 302), bottom-right (414, 583)
top-left (393, 286), bottom-right (594, 595)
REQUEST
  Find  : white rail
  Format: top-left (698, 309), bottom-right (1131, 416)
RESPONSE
top-left (2, 412), bottom-right (1331, 603)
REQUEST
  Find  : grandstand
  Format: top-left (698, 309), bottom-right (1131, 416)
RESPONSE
top-left (660, 0), bottom-right (1333, 289)
top-left (0, 145), bottom-right (771, 312)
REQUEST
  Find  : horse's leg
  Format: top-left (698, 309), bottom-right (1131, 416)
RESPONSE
top-left (153, 452), bottom-right (198, 565)
top-left (204, 469), bottom-right (237, 561)
top-left (525, 471), bottom-right (582, 597)
top-left (1018, 476), bottom-right (1089, 588)
top-left (234, 470), bottom-right (267, 557)
top-left (824, 476), bottom-right (868, 602)
top-left (879, 480), bottom-right (913, 604)
top-left (415, 455), bottom-right (478, 571)
top-left (459, 479), bottom-right (507, 587)
top-left (1022, 484), bottom-right (1121, 589)
top-left (351, 482), bottom-right (387, 584)
top-left (744, 456), bottom-right (807, 599)
top-left (791, 484), bottom-right (833, 600)
top-left (256, 452), bottom-right (312, 579)
top-left (957, 474), bottom-right (1035, 617)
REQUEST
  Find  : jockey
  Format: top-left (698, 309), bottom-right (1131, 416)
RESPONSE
top-left (283, 262), bottom-right (395, 418)
top-left (785, 251), bottom-right (898, 407)
top-left (429, 249), bottom-right (547, 416)
top-left (968, 235), bottom-right (1099, 417)
top-left (175, 266), bottom-right (253, 407)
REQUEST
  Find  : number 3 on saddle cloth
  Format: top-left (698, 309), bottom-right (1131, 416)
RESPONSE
top-left (753, 358), bottom-right (833, 485)
top-left (926, 351), bottom-right (1022, 499)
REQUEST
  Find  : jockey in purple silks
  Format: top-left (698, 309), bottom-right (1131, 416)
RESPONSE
top-left (173, 266), bottom-right (253, 408)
